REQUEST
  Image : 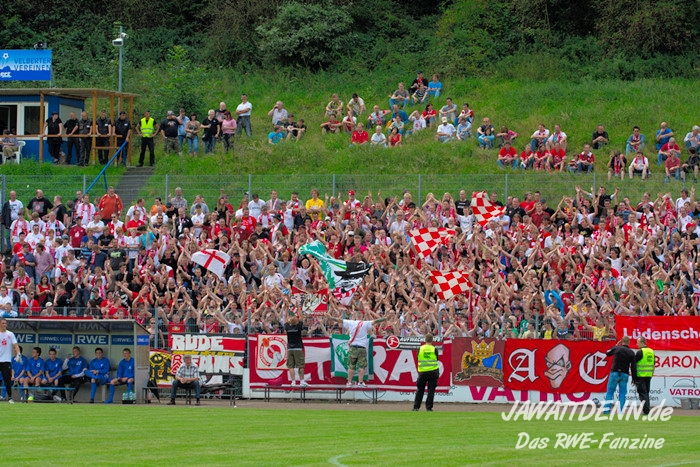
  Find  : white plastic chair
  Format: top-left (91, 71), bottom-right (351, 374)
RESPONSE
top-left (5, 140), bottom-right (24, 164)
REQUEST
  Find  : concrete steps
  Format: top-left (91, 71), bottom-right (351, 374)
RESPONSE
top-left (114, 166), bottom-right (155, 208)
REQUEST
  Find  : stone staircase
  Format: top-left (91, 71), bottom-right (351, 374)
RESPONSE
top-left (113, 166), bottom-right (155, 208)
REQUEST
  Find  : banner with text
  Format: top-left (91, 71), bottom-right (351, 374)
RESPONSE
top-left (452, 338), bottom-right (504, 387)
top-left (504, 339), bottom-right (615, 394)
top-left (256, 335), bottom-right (288, 370)
top-left (0, 50), bottom-right (52, 81)
top-left (248, 335), bottom-right (452, 392)
top-left (170, 334), bottom-right (245, 376)
top-left (616, 316), bottom-right (700, 350)
top-left (655, 351), bottom-right (700, 378)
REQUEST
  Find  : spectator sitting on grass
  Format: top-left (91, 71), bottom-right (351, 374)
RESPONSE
top-left (520, 145), bottom-right (534, 169)
top-left (325, 94), bottom-right (344, 117)
top-left (439, 98), bottom-right (457, 124)
top-left (435, 117), bottom-right (456, 143)
top-left (387, 115), bottom-right (405, 135)
top-left (655, 121), bottom-right (674, 151)
top-left (530, 123), bottom-right (550, 151)
top-left (533, 144), bottom-right (549, 171)
top-left (496, 126), bottom-right (518, 148)
top-left (408, 111), bottom-right (427, 134)
top-left (457, 103), bottom-right (474, 125)
top-left (626, 126), bottom-right (646, 155)
top-left (320, 114), bottom-right (342, 134)
top-left (286, 117), bottom-right (306, 142)
top-left (497, 141), bottom-right (518, 169)
top-left (371, 126), bottom-right (387, 148)
top-left (477, 118), bottom-right (495, 149)
top-left (607, 150), bottom-right (627, 180)
top-left (548, 142), bottom-right (567, 172)
top-left (548, 124), bottom-right (568, 151)
top-left (575, 143), bottom-right (595, 173)
top-left (391, 104), bottom-right (409, 124)
top-left (341, 110), bottom-right (357, 134)
top-left (347, 93), bottom-right (366, 116)
top-left (456, 117), bottom-right (472, 141)
top-left (681, 147), bottom-right (700, 183)
top-left (665, 150), bottom-right (682, 182)
top-left (411, 83), bottom-right (428, 106)
top-left (367, 105), bottom-right (390, 129)
top-left (591, 124), bottom-right (608, 150)
top-left (684, 125), bottom-right (700, 150)
top-left (658, 137), bottom-right (681, 166)
top-left (388, 127), bottom-right (402, 148)
top-left (350, 123), bottom-right (369, 147)
top-left (389, 82), bottom-right (410, 108)
top-left (628, 151), bottom-right (649, 180)
top-left (427, 73), bottom-right (442, 97)
top-left (422, 103), bottom-right (437, 127)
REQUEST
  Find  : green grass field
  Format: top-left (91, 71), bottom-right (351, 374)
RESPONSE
top-left (4, 403), bottom-right (698, 466)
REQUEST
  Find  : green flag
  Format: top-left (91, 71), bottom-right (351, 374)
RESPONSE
top-left (329, 334), bottom-right (374, 381)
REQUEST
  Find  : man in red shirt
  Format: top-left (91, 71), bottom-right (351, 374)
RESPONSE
top-left (125, 210), bottom-right (145, 231)
top-left (658, 137), bottom-right (681, 167)
top-left (497, 141), bottom-right (518, 169)
top-left (665, 150), bottom-right (682, 182)
top-left (98, 186), bottom-right (123, 223)
top-left (350, 123), bottom-right (369, 146)
top-left (577, 143), bottom-right (595, 173)
top-left (69, 217), bottom-right (86, 248)
top-left (240, 207), bottom-right (256, 235)
top-left (548, 142), bottom-right (567, 172)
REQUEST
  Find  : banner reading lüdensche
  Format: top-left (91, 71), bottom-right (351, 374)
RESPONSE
top-left (616, 316), bottom-right (700, 350)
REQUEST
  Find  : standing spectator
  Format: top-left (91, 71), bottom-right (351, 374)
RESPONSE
top-left (0, 318), bottom-right (21, 404)
top-left (136, 110), bottom-right (159, 167)
top-left (44, 111), bottom-right (63, 164)
top-left (413, 333), bottom-right (439, 412)
top-left (325, 93), bottom-right (344, 117)
top-left (201, 109), bottom-right (220, 154)
top-left (1, 190), bottom-right (23, 251)
top-left (576, 144), bottom-right (595, 173)
top-left (389, 82), bottom-right (410, 108)
top-left (625, 126), bottom-right (646, 155)
top-left (633, 336), bottom-right (654, 415)
top-left (350, 123), bottom-right (369, 146)
top-left (160, 111), bottom-right (181, 156)
top-left (170, 188), bottom-right (188, 212)
top-left (98, 187), bottom-right (123, 223)
top-left (64, 112), bottom-right (79, 164)
top-left (684, 125), bottom-right (700, 150)
top-left (327, 311), bottom-right (386, 386)
top-left (214, 102), bottom-right (228, 123)
top-left (267, 101), bottom-right (288, 128)
top-left (185, 113), bottom-right (201, 156)
top-left (591, 124), bottom-right (609, 150)
top-left (655, 121), bottom-right (674, 150)
top-left (435, 117), bottom-right (456, 143)
top-left (285, 314), bottom-right (307, 386)
top-left (11, 243), bottom-right (37, 284)
top-left (168, 354), bottom-right (201, 405)
top-left (347, 93), bottom-right (366, 116)
top-left (235, 94), bottom-right (253, 137)
top-left (95, 109), bottom-right (112, 164)
top-left (305, 190), bottom-right (324, 221)
top-left (34, 244), bottom-right (54, 284)
top-left (221, 112), bottom-right (237, 152)
top-left (176, 108), bottom-right (189, 154)
top-left (77, 111), bottom-right (93, 166)
top-left (477, 118), bottom-right (495, 149)
top-left (427, 73), bottom-right (442, 98)
top-left (113, 111), bottom-right (132, 167)
top-left (603, 336), bottom-right (636, 414)
top-left (248, 193), bottom-right (266, 219)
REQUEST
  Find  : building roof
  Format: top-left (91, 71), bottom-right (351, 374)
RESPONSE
top-left (0, 88), bottom-right (139, 100)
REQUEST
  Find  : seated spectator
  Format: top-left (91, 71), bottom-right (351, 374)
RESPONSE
top-left (325, 94), bottom-right (344, 117)
top-left (477, 118), bottom-right (495, 149)
top-left (628, 151), bottom-right (649, 180)
top-left (320, 115), bottom-right (342, 134)
top-left (548, 124), bottom-right (568, 151)
top-left (457, 103), bottom-right (474, 125)
top-left (1, 130), bottom-right (18, 161)
top-left (341, 110), bottom-right (357, 134)
top-left (169, 354), bottom-right (200, 405)
top-left (439, 98), bottom-right (458, 124)
top-left (530, 124), bottom-right (550, 151)
top-left (411, 83), bottom-right (428, 105)
top-left (684, 125), bottom-right (700, 150)
top-left (387, 115), bottom-right (404, 135)
top-left (658, 137), bottom-right (681, 166)
top-left (567, 153), bottom-right (579, 173)
top-left (350, 123), bottom-right (369, 147)
top-left (496, 126), bottom-right (518, 148)
top-left (408, 111), bottom-right (427, 134)
top-left (533, 144), bottom-right (548, 171)
top-left (607, 150), bottom-right (627, 180)
top-left (267, 125), bottom-right (284, 144)
top-left (655, 121), bottom-right (674, 150)
top-left (422, 103), bottom-right (437, 127)
top-left (388, 127), bottom-right (402, 148)
top-left (520, 145), bottom-right (534, 169)
top-left (391, 104), bottom-right (409, 124)
top-left (83, 347), bottom-right (110, 403)
top-left (591, 124), bottom-right (609, 150)
top-left (389, 82), bottom-right (410, 108)
top-left (575, 144), bottom-right (595, 173)
top-left (548, 142), bottom-right (567, 172)
top-left (371, 126), bottom-right (387, 147)
top-left (427, 73), bottom-right (442, 97)
top-left (435, 117), bottom-right (456, 143)
top-left (285, 117), bottom-right (306, 142)
top-left (367, 105), bottom-right (390, 129)
top-left (267, 101), bottom-right (288, 128)
top-left (105, 348), bottom-right (135, 404)
top-left (682, 147), bottom-right (700, 183)
top-left (456, 117), bottom-right (472, 141)
top-left (665, 151), bottom-right (682, 182)
top-left (497, 141), bottom-right (518, 169)
top-left (626, 126), bottom-right (646, 155)
top-left (347, 93), bottom-right (366, 116)
top-left (409, 70), bottom-right (429, 94)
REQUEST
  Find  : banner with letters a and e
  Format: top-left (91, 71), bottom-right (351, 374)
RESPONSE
top-left (0, 50), bottom-right (52, 81)
top-left (504, 339), bottom-right (614, 394)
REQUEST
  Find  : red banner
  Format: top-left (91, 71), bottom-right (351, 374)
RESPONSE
top-left (615, 316), bottom-right (700, 350)
top-left (170, 334), bottom-right (245, 375)
top-left (249, 335), bottom-right (451, 392)
top-left (291, 287), bottom-right (328, 316)
top-left (504, 339), bottom-right (614, 394)
top-left (452, 338), bottom-right (504, 387)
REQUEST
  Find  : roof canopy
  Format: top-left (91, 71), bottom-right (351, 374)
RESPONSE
top-left (0, 87), bottom-right (139, 100)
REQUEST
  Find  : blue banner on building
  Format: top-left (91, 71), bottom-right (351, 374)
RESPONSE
top-left (0, 50), bottom-right (52, 81)
top-left (38, 334), bottom-right (73, 345)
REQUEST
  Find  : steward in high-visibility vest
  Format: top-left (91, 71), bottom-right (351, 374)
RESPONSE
top-left (136, 110), bottom-right (159, 167)
top-left (413, 333), bottom-right (440, 412)
top-left (633, 336), bottom-right (654, 415)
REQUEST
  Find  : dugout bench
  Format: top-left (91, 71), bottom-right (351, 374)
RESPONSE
top-left (262, 384), bottom-right (379, 404)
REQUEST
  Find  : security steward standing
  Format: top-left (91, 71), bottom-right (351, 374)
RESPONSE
top-left (603, 335), bottom-right (637, 414)
top-left (136, 109), bottom-right (159, 167)
top-left (413, 333), bottom-right (439, 412)
top-left (634, 336), bottom-right (654, 415)
top-left (160, 110), bottom-right (181, 156)
top-left (114, 111), bottom-right (132, 167)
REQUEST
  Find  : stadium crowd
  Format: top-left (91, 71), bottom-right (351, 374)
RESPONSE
top-left (0, 178), bottom-right (697, 348)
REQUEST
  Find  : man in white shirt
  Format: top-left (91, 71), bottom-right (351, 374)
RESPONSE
top-left (0, 317), bottom-right (21, 403)
top-left (530, 124), bottom-right (550, 151)
top-left (126, 199), bottom-right (147, 221)
top-left (388, 210), bottom-right (408, 235)
top-left (628, 152), bottom-right (649, 180)
top-left (247, 193), bottom-right (266, 219)
top-left (86, 213), bottom-right (105, 239)
top-left (435, 117), bottom-right (456, 143)
top-left (235, 94), bottom-right (253, 137)
top-left (327, 311), bottom-right (386, 386)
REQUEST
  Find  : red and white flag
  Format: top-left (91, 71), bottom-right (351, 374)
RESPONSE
top-left (471, 191), bottom-right (505, 227)
top-left (409, 228), bottom-right (456, 259)
top-left (429, 270), bottom-right (472, 300)
top-left (192, 249), bottom-right (231, 280)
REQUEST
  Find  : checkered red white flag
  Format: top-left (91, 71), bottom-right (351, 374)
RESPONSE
top-left (409, 228), bottom-right (456, 259)
top-left (471, 191), bottom-right (505, 227)
top-left (429, 270), bottom-right (473, 300)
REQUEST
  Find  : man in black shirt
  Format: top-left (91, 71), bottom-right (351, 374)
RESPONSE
top-left (160, 111), bottom-right (181, 156)
top-left (285, 314), bottom-right (307, 387)
top-left (455, 190), bottom-right (470, 216)
top-left (95, 110), bottom-right (112, 164)
top-left (64, 112), bottom-right (79, 165)
top-left (44, 112), bottom-right (63, 163)
top-left (409, 71), bottom-right (429, 94)
top-left (77, 111), bottom-right (93, 166)
top-left (603, 336), bottom-right (636, 414)
top-left (114, 111), bottom-right (132, 167)
top-left (591, 124), bottom-right (609, 150)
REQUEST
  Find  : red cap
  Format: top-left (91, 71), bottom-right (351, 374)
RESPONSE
top-left (348, 190), bottom-right (355, 196)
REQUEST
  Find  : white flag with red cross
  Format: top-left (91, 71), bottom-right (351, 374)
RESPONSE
top-left (471, 191), bottom-right (505, 227)
top-left (192, 249), bottom-right (231, 280)
top-left (429, 270), bottom-right (473, 300)
top-left (409, 228), bottom-right (456, 259)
